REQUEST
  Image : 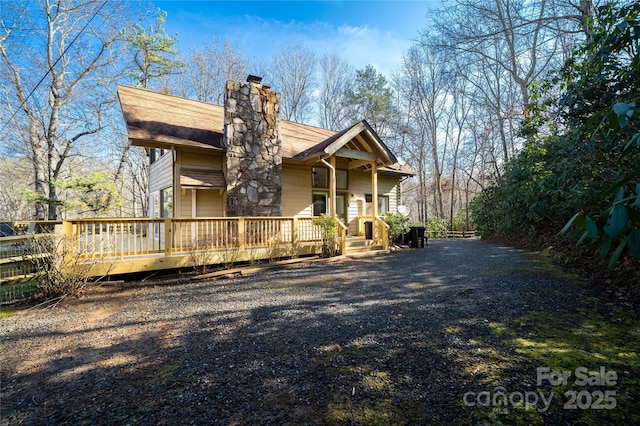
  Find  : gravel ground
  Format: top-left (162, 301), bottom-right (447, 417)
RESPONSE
top-left (0, 239), bottom-right (627, 425)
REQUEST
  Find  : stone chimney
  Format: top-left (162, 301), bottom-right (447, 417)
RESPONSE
top-left (224, 76), bottom-right (282, 216)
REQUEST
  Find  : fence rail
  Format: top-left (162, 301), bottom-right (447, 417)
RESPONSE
top-left (0, 234), bottom-right (52, 285)
top-left (446, 230), bottom-right (476, 238)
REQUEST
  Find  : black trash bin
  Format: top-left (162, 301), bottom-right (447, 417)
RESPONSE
top-left (364, 220), bottom-right (373, 240)
top-left (396, 231), bottom-right (410, 246)
top-left (410, 226), bottom-right (426, 248)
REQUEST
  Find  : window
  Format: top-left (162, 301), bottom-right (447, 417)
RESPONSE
top-left (312, 193), bottom-right (327, 216)
top-left (365, 194), bottom-right (389, 214)
top-left (378, 196), bottom-right (389, 214)
top-left (312, 167), bottom-right (328, 188)
top-left (336, 169), bottom-right (348, 190)
top-left (160, 187), bottom-right (173, 217)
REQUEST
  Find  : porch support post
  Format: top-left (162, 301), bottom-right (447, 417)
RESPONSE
top-left (319, 157), bottom-right (337, 217)
top-left (371, 160), bottom-right (378, 241)
top-left (329, 156), bottom-right (336, 217)
top-left (371, 161), bottom-right (378, 218)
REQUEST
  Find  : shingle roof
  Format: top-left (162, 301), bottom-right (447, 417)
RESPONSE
top-left (180, 168), bottom-right (225, 188)
top-left (117, 85), bottom-right (413, 175)
top-left (117, 85), bottom-right (225, 150)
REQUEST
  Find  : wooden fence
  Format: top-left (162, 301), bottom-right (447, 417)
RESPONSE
top-left (0, 235), bottom-right (45, 284)
top-left (446, 230), bottom-right (476, 238)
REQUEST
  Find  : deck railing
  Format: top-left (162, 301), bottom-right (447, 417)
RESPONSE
top-left (68, 217), bottom-right (326, 259)
top-left (0, 216), bottom-right (339, 286)
top-left (356, 215), bottom-right (389, 250)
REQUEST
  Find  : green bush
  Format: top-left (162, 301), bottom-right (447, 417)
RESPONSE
top-left (426, 217), bottom-right (448, 238)
top-left (471, 2), bottom-right (640, 268)
top-left (452, 208), bottom-right (473, 232)
top-left (313, 214), bottom-right (340, 257)
top-left (381, 212), bottom-right (411, 243)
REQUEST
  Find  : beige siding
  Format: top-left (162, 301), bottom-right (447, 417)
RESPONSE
top-left (196, 189), bottom-right (224, 217)
top-left (180, 188), bottom-right (193, 217)
top-left (178, 188), bottom-right (224, 218)
top-left (173, 151), bottom-right (225, 217)
top-left (150, 147), bottom-right (403, 222)
top-left (280, 162), bottom-right (402, 234)
top-left (378, 173), bottom-right (400, 213)
top-left (345, 170), bottom-right (399, 234)
top-left (149, 152), bottom-right (173, 194)
top-left (282, 163), bottom-right (313, 217)
top-left (182, 152), bottom-right (224, 169)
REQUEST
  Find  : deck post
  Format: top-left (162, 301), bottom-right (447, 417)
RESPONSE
top-left (339, 225), bottom-right (346, 255)
top-left (292, 217), bottom-right (299, 246)
top-left (61, 220), bottom-right (73, 237)
top-left (237, 217), bottom-right (246, 251)
top-left (164, 218), bottom-right (172, 257)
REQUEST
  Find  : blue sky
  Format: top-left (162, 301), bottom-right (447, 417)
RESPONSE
top-left (157, 1), bottom-right (438, 76)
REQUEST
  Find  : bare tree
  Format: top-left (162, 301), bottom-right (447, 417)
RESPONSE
top-left (0, 0), bottom-right (148, 219)
top-left (429, 0), bottom-right (596, 159)
top-left (175, 37), bottom-right (247, 105)
top-left (0, 157), bottom-right (32, 220)
top-left (271, 44), bottom-right (317, 123)
top-left (444, 72), bottom-right (473, 230)
top-left (401, 44), bottom-right (450, 219)
top-left (316, 51), bottom-right (353, 130)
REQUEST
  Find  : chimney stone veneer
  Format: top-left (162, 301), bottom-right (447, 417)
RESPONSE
top-left (224, 79), bottom-right (282, 216)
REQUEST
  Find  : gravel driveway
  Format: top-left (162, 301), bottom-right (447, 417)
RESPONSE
top-left (0, 239), bottom-right (634, 425)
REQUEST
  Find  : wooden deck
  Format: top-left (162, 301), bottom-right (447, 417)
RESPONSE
top-left (0, 216), bottom-right (389, 285)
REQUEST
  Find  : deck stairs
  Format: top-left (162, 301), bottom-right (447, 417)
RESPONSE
top-left (344, 236), bottom-right (384, 255)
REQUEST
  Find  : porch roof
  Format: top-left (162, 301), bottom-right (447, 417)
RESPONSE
top-left (117, 85), bottom-right (414, 175)
top-left (180, 168), bottom-right (225, 189)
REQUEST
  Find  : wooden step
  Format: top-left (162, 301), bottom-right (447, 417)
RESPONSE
top-left (344, 236), bottom-right (385, 254)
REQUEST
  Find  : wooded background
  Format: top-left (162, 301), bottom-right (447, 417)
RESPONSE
top-left (1, 0), bottom-right (637, 265)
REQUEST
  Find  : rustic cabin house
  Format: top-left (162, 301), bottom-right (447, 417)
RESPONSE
top-left (117, 76), bottom-right (413, 244)
top-left (0, 78), bottom-right (414, 285)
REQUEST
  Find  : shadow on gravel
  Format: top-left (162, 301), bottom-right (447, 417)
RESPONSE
top-left (1, 239), bottom-right (639, 425)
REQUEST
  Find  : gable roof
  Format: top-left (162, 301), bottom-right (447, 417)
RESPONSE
top-left (117, 85), bottom-right (413, 175)
top-left (117, 85), bottom-right (225, 151)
